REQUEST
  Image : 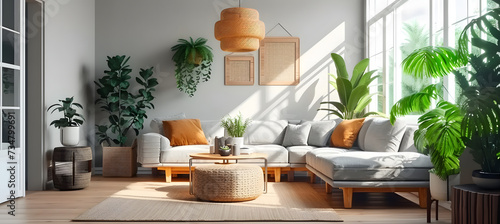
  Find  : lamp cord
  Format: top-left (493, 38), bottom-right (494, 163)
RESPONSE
top-left (239, 0), bottom-right (241, 7)
top-left (266, 23), bottom-right (293, 37)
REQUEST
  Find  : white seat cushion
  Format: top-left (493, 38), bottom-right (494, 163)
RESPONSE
top-left (160, 145), bottom-right (210, 163)
top-left (239, 144), bottom-right (289, 163)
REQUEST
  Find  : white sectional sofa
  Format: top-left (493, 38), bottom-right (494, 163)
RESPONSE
top-left (137, 116), bottom-right (432, 208)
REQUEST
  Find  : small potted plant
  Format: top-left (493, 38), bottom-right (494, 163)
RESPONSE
top-left (219, 145), bottom-right (231, 156)
top-left (47, 97), bottom-right (85, 146)
top-left (220, 113), bottom-right (251, 147)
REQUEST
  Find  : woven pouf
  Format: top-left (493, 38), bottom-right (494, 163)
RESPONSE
top-left (193, 164), bottom-right (264, 202)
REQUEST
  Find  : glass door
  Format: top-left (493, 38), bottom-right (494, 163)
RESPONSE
top-left (1, 0), bottom-right (25, 204)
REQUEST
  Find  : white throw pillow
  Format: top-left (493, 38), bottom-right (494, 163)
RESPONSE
top-left (282, 123), bottom-right (312, 147)
top-left (244, 120), bottom-right (288, 145)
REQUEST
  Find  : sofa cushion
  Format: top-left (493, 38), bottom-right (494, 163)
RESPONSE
top-left (358, 117), bottom-right (406, 152)
top-left (163, 119), bottom-right (208, 146)
top-left (399, 126), bottom-right (418, 152)
top-left (288, 145), bottom-right (317, 164)
top-left (239, 144), bottom-right (289, 163)
top-left (151, 112), bottom-right (187, 135)
top-left (301, 120), bottom-right (339, 147)
top-left (282, 123), bottom-right (311, 147)
top-left (330, 118), bottom-right (365, 148)
top-left (200, 120), bottom-right (224, 145)
top-left (160, 145), bottom-right (209, 163)
top-left (244, 120), bottom-right (288, 145)
top-left (306, 149), bottom-right (432, 181)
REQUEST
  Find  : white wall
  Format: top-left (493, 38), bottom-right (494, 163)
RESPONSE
top-left (42, 0), bottom-right (95, 189)
top-left (94, 0), bottom-right (364, 166)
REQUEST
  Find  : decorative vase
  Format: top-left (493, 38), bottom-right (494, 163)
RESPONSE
top-left (232, 143), bottom-right (240, 156)
top-left (472, 169), bottom-right (500, 189)
top-left (430, 172), bottom-right (460, 201)
top-left (60, 126), bottom-right (79, 146)
top-left (219, 149), bottom-right (231, 156)
top-left (227, 137), bottom-right (244, 148)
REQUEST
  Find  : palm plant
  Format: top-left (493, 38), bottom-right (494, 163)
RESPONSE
top-left (390, 7), bottom-right (500, 180)
top-left (171, 37), bottom-right (213, 97)
top-left (318, 53), bottom-right (381, 119)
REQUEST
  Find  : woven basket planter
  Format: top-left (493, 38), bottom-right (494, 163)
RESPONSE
top-left (102, 144), bottom-right (137, 177)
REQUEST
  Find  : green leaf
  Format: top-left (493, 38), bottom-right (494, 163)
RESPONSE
top-left (351, 58), bottom-right (370, 86)
top-left (336, 77), bottom-right (352, 106)
top-left (330, 53), bottom-right (349, 79)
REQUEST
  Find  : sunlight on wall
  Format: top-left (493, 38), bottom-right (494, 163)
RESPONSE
top-left (226, 23), bottom-right (347, 121)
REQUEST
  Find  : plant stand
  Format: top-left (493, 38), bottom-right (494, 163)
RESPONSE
top-left (102, 140), bottom-right (137, 177)
top-left (52, 146), bottom-right (92, 190)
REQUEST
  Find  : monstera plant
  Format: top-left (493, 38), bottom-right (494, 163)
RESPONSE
top-left (390, 7), bottom-right (500, 189)
top-left (171, 37), bottom-right (213, 97)
top-left (318, 53), bottom-right (381, 119)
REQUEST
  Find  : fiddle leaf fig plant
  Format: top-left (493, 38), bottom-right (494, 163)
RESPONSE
top-left (171, 37), bottom-right (213, 97)
top-left (95, 55), bottom-right (158, 146)
top-left (318, 53), bottom-right (383, 119)
top-left (47, 96), bottom-right (85, 128)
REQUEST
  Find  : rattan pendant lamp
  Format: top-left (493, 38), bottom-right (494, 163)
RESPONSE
top-left (214, 1), bottom-right (265, 52)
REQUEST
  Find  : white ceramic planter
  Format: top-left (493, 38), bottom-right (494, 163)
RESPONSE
top-left (430, 173), bottom-right (460, 201)
top-left (60, 126), bottom-right (80, 146)
top-left (227, 137), bottom-right (244, 148)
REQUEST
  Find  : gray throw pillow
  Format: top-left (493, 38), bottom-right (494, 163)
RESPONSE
top-left (282, 123), bottom-right (312, 147)
top-left (301, 120), bottom-right (338, 147)
top-left (357, 117), bottom-right (406, 152)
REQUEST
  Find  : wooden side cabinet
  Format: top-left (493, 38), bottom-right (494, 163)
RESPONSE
top-left (452, 184), bottom-right (500, 224)
top-left (52, 146), bottom-right (92, 190)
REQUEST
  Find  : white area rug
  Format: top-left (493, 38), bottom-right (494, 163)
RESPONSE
top-left (74, 181), bottom-right (342, 222)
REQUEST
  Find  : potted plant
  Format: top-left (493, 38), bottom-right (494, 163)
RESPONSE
top-left (171, 37), bottom-right (213, 97)
top-left (219, 145), bottom-right (231, 156)
top-left (220, 113), bottom-right (251, 147)
top-left (47, 97), bottom-right (85, 146)
top-left (95, 55), bottom-right (158, 177)
top-left (318, 53), bottom-right (383, 119)
top-left (390, 7), bottom-right (500, 195)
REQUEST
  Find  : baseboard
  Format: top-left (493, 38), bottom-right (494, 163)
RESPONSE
top-left (93, 167), bottom-right (153, 175)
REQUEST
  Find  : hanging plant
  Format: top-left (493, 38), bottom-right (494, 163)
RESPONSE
top-left (171, 37), bottom-right (213, 97)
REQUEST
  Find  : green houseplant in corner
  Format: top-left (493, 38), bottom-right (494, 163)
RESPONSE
top-left (220, 113), bottom-right (251, 147)
top-left (318, 53), bottom-right (382, 119)
top-left (171, 37), bottom-right (213, 97)
top-left (390, 6), bottom-right (500, 195)
top-left (95, 55), bottom-right (158, 177)
top-left (47, 96), bottom-right (85, 146)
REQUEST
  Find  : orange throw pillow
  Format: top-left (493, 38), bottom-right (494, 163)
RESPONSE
top-left (162, 119), bottom-right (208, 146)
top-left (330, 118), bottom-right (365, 148)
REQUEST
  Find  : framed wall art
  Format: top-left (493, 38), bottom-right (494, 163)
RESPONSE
top-left (259, 37), bottom-right (300, 85)
top-left (224, 56), bottom-right (254, 85)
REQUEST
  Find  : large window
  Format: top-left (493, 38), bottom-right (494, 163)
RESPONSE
top-left (366, 0), bottom-right (498, 116)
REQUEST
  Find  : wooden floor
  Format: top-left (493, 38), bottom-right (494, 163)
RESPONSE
top-left (0, 174), bottom-right (451, 224)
